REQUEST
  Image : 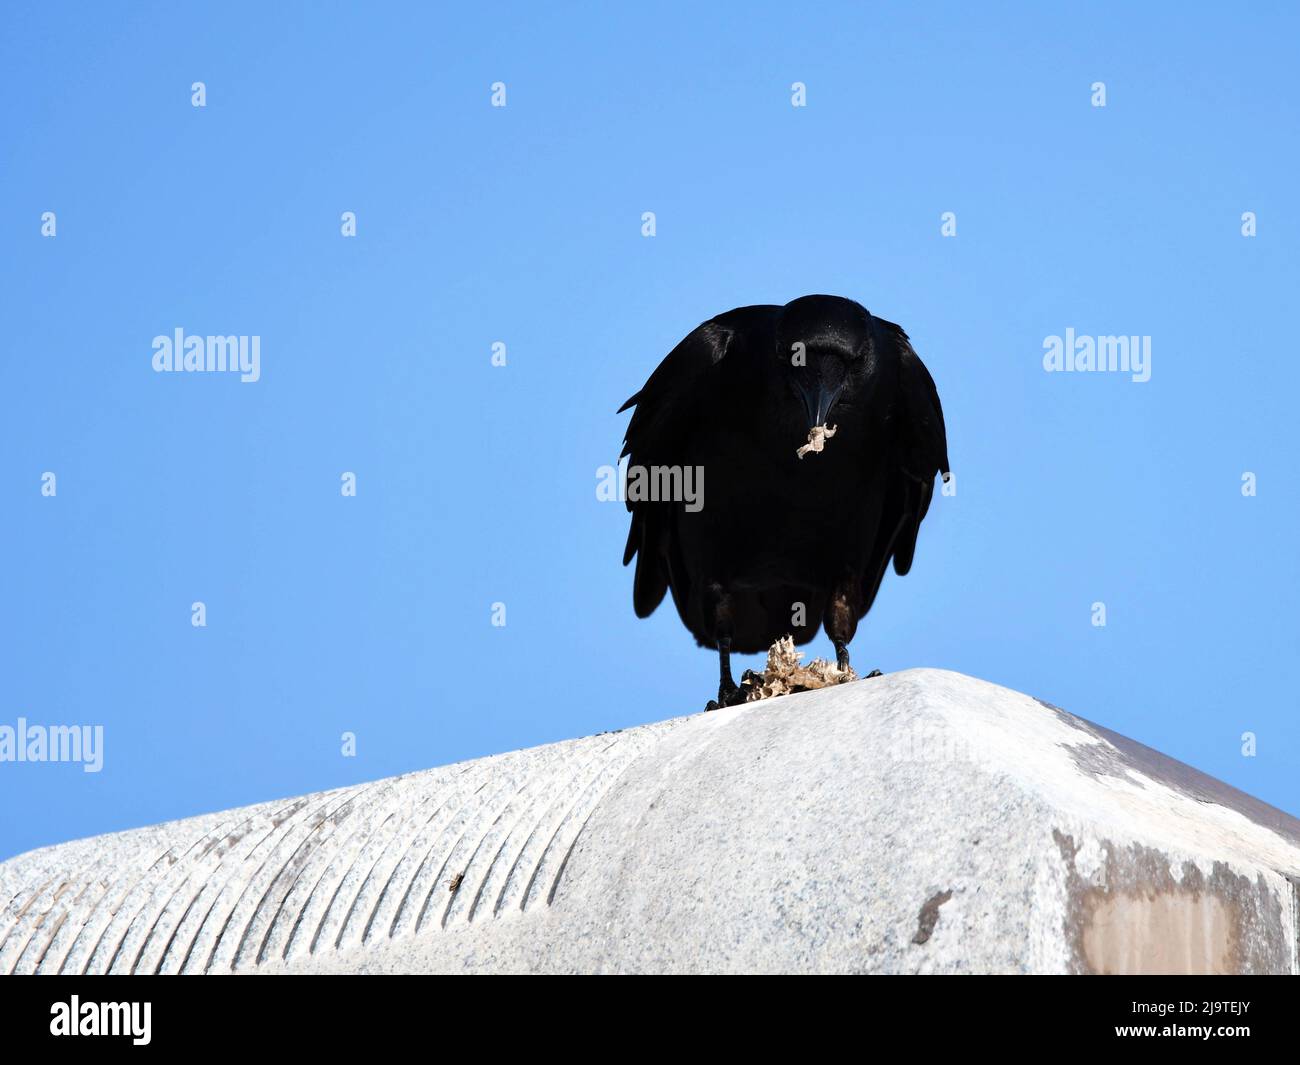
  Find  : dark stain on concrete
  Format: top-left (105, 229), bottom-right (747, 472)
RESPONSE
top-left (1033, 699), bottom-right (1144, 789)
top-left (911, 890), bottom-right (953, 945)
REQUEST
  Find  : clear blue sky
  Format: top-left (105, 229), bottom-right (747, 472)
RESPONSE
top-left (3, 2), bottom-right (1297, 860)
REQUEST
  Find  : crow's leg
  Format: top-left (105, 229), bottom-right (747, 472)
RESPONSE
top-left (825, 579), bottom-right (872, 677)
top-left (717, 636), bottom-right (740, 704)
top-left (703, 582), bottom-right (745, 711)
top-left (833, 638), bottom-right (851, 673)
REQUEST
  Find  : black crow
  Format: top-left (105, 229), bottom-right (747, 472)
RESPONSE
top-left (619, 294), bottom-right (950, 709)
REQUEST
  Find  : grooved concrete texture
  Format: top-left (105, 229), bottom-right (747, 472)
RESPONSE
top-left (3, 669), bottom-right (1298, 974)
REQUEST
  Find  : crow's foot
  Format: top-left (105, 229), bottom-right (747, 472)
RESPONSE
top-left (704, 680), bottom-right (748, 712)
top-left (865, 669), bottom-right (883, 679)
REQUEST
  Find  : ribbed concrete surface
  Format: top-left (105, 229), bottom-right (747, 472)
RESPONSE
top-left (3, 669), bottom-right (1299, 974)
top-left (0, 720), bottom-right (682, 974)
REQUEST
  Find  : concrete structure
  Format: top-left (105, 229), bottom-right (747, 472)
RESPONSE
top-left (3, 669), bottom-right (1298, 974)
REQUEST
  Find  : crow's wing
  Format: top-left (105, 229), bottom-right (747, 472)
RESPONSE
top-left (859, 319), bottom-right (950, 616)
top-left (618, 305), bottom-right (779, 618)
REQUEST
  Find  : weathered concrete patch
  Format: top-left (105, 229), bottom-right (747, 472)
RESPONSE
top-left (1053, 829), bottom-right (1291, 974)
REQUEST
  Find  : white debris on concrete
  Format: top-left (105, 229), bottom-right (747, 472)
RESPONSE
top-left (2, 669), bottom-right (1297, 974)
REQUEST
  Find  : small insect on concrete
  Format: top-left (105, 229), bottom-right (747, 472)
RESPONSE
top-left (449, 872), bottom-right (464, 894)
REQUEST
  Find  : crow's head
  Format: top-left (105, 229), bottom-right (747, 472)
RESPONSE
top-left (775, 295), bottom-right (874, 432)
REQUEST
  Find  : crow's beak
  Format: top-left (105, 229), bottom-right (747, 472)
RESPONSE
top-left (799, 381), bottom-right (845, 430)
